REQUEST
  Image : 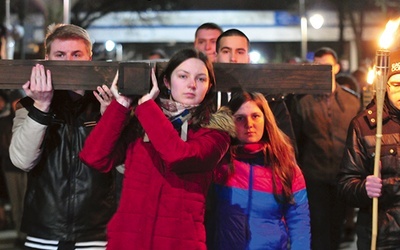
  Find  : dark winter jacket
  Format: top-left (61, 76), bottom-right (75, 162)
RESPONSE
top-left (291, 84), bottom-right (361, 183)
top-left (337, 96), bottom-right (400, 248)
top-left (79, 100), bottom-right (234, 250)
top-left (9, 91), bottom-right (116, 241)
top-left (209, 144), bottom-right (310, 250)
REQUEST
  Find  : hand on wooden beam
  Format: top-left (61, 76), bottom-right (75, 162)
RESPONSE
top-left (23, 64), bottom-right (53, 113)
top-left (94, 84), bottom-right (114, 115)
top-left (138, 68), bottom-right (160, 105)
top-left (109, 72), bottom-right (132, 108)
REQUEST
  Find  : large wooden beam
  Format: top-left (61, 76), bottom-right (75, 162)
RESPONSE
top-left (0, 60), bottom-right (120, 90)
top-left (0, 60), bottom-right (332, 95)
top-left (151, 62), bottom-right (332, 95)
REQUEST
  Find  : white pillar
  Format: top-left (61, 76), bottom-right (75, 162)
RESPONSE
top-left (2, 0), bottom-right (15, 59)
top-left (63, 0), bottom-right (70, 24)
top-left (299, 0), bottom-right (308, 61)
top-left (349, 40), bottom-right (358, 72)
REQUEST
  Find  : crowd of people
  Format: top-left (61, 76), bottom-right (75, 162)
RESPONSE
top-left (0, 21), bottom-right (398, 250)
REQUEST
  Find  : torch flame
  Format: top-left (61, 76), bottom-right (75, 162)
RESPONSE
top-left (379, 18), bottom-right (400, 49)
top-left (367, 67), bottom-right (376, 85)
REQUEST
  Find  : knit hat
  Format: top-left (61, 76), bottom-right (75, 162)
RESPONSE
top-left (388, 49), bottom-right (400, 80)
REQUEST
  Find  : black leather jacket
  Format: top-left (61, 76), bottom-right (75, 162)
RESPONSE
top-left (338, 96), bottom-right (400, 248)
top-left (16, 91), bottom-right (116, 241)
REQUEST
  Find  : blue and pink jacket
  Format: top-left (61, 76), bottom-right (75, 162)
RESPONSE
top-left (208, 145), bottom-right (310, 250)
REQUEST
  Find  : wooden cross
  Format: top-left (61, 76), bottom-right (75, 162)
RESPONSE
top-left (0, 60), bottom-right (332, 95)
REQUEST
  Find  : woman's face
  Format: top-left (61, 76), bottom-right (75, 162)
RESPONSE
top-left (233, 100), bottom-right (265, 144)
top-left (164, 58), bottom-right (210, 105)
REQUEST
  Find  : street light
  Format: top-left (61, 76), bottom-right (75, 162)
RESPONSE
top-left (309, 14), bottom-right (324, 30)
top-left (104, 40), bottom-right (123, 61)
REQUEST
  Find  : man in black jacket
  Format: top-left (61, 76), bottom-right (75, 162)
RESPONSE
top-left (290, 47), bottom-right (361, 250)
top-left (337, 49), bottom-right (400, 249)
top-left (9, 23), bottom-right (116, 250)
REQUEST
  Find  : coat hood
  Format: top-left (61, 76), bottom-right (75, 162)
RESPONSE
top-left (203, 106), bottom-right (236, 138)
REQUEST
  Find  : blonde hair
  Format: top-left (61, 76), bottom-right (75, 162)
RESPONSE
top-left (45, 23), bottom-right (92, 56)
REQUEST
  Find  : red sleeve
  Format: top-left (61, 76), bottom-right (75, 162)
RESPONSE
top-left (79, 100), bottom-right (130, 172)
top-left (136, 100), bottom-right (231, 174)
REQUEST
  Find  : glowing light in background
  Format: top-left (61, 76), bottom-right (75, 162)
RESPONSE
top-left (105, 40), bottom-right (116, 52)
top-left (309, 14), bottom-right (324, 29)
top-left (367, 67), bottom-right (375, 85)
top-left (249, 51), bottom-right (261, 63)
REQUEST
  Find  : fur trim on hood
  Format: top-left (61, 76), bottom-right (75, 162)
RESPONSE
top-left (203, 106), bottom-right (236, 138)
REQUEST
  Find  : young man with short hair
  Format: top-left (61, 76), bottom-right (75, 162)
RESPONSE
top-left (9, 24), bottom-right (116, 250)
top-left (194, 22), bottom-right (223, 62)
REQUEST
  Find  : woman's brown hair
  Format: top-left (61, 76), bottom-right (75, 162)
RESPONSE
top-left (227, 91), bottom-right (298, 204)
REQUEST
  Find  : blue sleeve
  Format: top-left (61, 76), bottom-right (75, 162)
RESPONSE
top-left (285, 188), bottom-right (311, 250)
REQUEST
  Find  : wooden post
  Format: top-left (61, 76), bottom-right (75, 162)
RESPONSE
top-left (0, 60), bottom-right (332, 95)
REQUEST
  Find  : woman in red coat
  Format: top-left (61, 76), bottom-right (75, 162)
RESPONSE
top-left (79, 48), bottom-right (234, 250)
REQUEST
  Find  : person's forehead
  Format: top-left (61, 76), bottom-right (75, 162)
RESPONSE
top-left (175, 58), bottom-right (207, 73)
top-left (196, 29), bottom-right (221, 39)
top-left (219, 36), bottom-right (248, 50)
top-left (49, 38), bottom-right (90, 55)
top-left (235, 101), bottom-right (262, 114)
top-left (51, 38), bottom-right (88, 49)
top-left (388, 74), bottom-right (400, 82)
top-left (314, 54), bottom-right (336, 65)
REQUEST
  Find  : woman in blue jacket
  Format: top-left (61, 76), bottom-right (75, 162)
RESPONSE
top-left (209, 91), bottom-right (310, 250)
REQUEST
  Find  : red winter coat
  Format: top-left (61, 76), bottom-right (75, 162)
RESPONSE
top-left (79, 100), bottom-right (231, 250)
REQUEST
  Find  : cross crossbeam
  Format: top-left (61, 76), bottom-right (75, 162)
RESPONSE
top-left (0, 60), bottom-right (332, 95)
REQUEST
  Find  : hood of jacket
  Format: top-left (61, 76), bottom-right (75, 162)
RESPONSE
top-left (203, 106), bottom-right (236, 138)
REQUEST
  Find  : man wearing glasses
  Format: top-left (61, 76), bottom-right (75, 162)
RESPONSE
top-left (338, 49), bottom-right (400, 249)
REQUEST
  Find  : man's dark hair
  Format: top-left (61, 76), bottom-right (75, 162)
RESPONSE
top-left (148, 49), bottom-right (168, 59)
top-left (314, 47), bottom-right (338, 63)
top-left (216, 28), bottom-right (250, 52)
top-left (195, 22), bottom-right (223, 38)
top-left (336, 73), bottom-right (360, 96)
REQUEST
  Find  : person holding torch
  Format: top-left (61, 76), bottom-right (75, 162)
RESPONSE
top-left (337, 49), bottom-right (400, 249)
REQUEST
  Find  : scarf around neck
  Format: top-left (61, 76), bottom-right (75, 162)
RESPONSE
top-left (233, 143), bottom-right (266, 166)
top-left (143, 98), bottom-right (198, 142)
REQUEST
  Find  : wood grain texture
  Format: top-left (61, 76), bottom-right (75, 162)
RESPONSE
top-left (0, 60), bottom-right (331, 95)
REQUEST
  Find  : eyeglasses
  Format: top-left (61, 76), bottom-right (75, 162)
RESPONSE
top-left (387, 81), bottom-right (400, 88)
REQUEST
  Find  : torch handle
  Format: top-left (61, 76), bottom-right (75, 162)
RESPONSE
top-left (370, 49), bottom-right (388, 250)
top-left (371, 101), bottom-right (383, 250)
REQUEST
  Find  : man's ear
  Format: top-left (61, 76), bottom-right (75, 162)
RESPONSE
top-left (333, 63), bottom-right (341, 75)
